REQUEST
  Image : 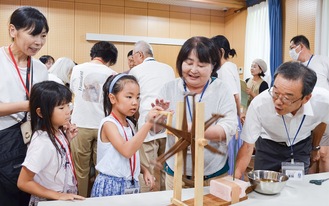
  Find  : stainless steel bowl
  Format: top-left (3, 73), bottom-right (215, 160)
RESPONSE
top-left (247, 170), bottom-right (289, 195)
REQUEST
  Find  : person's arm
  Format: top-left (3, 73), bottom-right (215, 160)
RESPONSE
top-left (311, 122), bottom-right (326, 161)
top-left (0, 101), bottom-right (29, 116)
top-left (204, 124), bottom-right (227, 142)
top-left (141, 165), bottom-right (155, 190)
top-left (17, 166), bottom-right (84, 200)
top-left (234, 141), bottom-right (255, 179)
top-left (234, 93), bottom-right (241, 117)
top-left (105, 106), bottom-right (163, 158)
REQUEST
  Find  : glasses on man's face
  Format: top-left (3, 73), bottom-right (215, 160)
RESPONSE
top-left (268, 88), bottom-right (303, 105)
top-left (133, 51), bottom-right (141, 56)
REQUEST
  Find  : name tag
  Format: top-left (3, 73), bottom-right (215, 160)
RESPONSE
top-left (281, 162), bottom-right (304, 181)
top-left (124, 187), bottom-right (140, 195)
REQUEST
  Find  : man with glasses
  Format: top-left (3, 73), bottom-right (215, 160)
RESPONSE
top-left (234, 62), bottom-right (329, 179)
top-left (290, 35), bottom-right (329, 173)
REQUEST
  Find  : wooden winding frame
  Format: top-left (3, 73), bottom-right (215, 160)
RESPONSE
top-left (155, 93), bottom-right (224, 206)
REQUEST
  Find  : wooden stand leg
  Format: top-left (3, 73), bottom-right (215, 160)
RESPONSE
top-left (172, 102), bottom-right (186, 205)
top-left (194, 103), bottom-right (205, 206)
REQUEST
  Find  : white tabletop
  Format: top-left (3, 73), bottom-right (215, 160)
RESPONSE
top-left (40, 172), bottom-right (329, 206)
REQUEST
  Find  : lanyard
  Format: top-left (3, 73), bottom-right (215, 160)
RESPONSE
top-left (282, 115), bottom-right (306, 163)
top-left (8, 45), bottom-right (31, 100)
top-left (54, 133), bottom-right (78, 186)
top-left (111, 112), bottom-right (136, 185)
top-left (306, 55), bottom-right (314, 67)
top-left (183, 80), bottom-right (209, 121)
top-left (145, 58), bottom-right (155, 62)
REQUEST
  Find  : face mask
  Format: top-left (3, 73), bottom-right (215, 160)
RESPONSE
top-left (289, 45), bottom-right (301, 61)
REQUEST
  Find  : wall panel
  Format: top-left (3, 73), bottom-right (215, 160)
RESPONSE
top-left (100, 5), bottom-right (125, 35)
top-left (48, 1), bottom-right (74, 60)
top-left (74, 3), bottom-right (99, 63)
top-left (169, 11), bottom-right (190, 39)
top-left (148, 9), bottom-right (170, 38)
top-left (0, 0), bottom-right (20, 46)
top-left (210, 15), bottom-right (225, 37)
top-left (125, 7), bottom-right (148, 36)
top-left (191, 13), bottom-right (210, 37)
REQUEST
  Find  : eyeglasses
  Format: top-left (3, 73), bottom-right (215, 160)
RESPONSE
top-left (268, 88), bottom-right (303, 105)
top-left (133, 51), bottom-right (141, 56)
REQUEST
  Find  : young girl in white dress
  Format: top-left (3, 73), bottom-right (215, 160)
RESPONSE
top-left (17, 81), bottom-right (85, 205)
top-left (91, 74), bottom-right (162, 197)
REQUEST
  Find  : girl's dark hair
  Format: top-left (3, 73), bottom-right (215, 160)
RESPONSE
top-left (211, 35), bottom-right (237, 59)
top-left (10, 7), bottom-right (49, 37)
top-left (176, 36), bottom-right (220, 78)
top-left (90, 41), bottom-right (118, 66)
top-left (29, 81), bottom-right (72, 155)
top-left (39, 55), bottom-right (54, 64)
top-left (103, 74), bottom-right (139, 116)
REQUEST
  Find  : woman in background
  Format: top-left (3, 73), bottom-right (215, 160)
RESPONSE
top-left (39, 55), bottom-right (55, 69)
top-left (211, 35), bottom-right (242, 175)
top-left (245, 58), bottom-right (269, 109)
top-left (48, 57), bottom-right (76, 87)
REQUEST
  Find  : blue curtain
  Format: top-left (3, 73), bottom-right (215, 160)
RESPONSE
top-left (268, 0), bottom-right (283, 85)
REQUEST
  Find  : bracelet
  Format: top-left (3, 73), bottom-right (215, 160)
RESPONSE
top-left (312, 145), bottom-right (321, 151)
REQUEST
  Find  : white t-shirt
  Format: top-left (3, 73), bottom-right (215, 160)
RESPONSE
top-left (22, 131), bottom-right (76, 192)
top-left (304, 55), bottom-right (329, 90)
top-left (217, 61), bottom-right (241, 99)
top-left (241, 87), bottom-right (329, 145)
top-left (129, 57), bottom-right (175, 142)
top-left (70, 62), bottom-right (117, 128)
top-left (158, 78), bottom-right (237, 176)
top-left (303, 55), bottom-right (329, 145)
top-left (96, 115), bottom-right (140, 181)
top-left (0, 47), bottom-right (48, 130)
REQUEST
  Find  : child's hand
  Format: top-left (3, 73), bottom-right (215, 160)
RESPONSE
top-left (143, 171), bottom-right (155, 191)
top-left (146, 106), bottom-right (163, 123)
top-left (64, 123), bottom-right (78, 142)
top-left (58, 193), bottom-right (85, 200)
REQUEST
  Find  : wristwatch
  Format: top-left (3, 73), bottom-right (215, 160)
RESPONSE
top-left (312, 145), bottom-right (321, 151)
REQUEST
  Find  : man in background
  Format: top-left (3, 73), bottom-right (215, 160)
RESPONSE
top-left (70, 41), bottom-right (118, 197)
top-left (290, 35), bottom-right (329, 173)
top-left (123, 50), bottom-right (135, 74)
top-left (129, 40), bottom-right (175, 192)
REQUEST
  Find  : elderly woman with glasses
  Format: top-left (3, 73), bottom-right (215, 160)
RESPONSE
top-left (234, 61), bottom-right (329, 179)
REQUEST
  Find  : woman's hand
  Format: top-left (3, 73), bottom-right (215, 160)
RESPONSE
top-left (151, 99), bottom-right (170, 111)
